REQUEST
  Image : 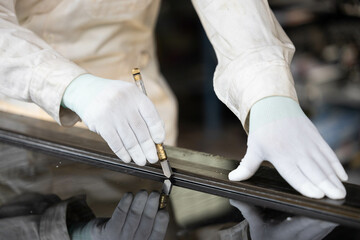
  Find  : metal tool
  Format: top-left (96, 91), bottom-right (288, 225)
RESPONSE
top-left (131, 68), bottom-right (173, 179)
top-left (159, 179), bottom-right (172, 209)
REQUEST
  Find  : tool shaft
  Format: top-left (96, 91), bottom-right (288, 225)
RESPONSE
top-left (132, 68), bottom-right (172, 179)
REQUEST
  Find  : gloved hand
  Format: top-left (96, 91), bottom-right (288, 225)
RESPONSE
top-left (70, 191), bottom-right (169, 240)
top-left (62, 74), bottom-right (165, 166)
top-left (228, 199), bottom-right (337, 240)
top-left (229, 97), bottom-right (348, 199)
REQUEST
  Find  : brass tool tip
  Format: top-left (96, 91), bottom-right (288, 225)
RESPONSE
top-left (159, 194), bottom-right (168, 209)
top-left (156, 143), bottom-right (167, 161)
top-left (132, 68), bottom-right (142, 81)
top-left (157, 144), bottom-right (172, 178)
top-left (132, 68), bottom-right (140, 75)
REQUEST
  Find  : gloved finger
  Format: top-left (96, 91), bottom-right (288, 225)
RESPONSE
top-left (139, 97), bottom-right (165, 144)
top-left (134, 192), bottom-right (160, 240)
top-left (228, 149), bottom-right (262, 181)
top-left (106, 193), bottom-right (133, 233)
top-left (273, 161), bottom-right (324, 199)
top-left (229, 199), bottom-right (263, 227)
top-left (298, 159), bottom-right (345, 199)
top-left (148, 210), bottom-right (169, 240)
top-left (99, 128), bottom-right (131, 163)
top-left (311, 147), bottom-right (346, 193)
top-left (329, 174), bottom-right (346, 193)
top-left (119, 191), bottom-right (148, 240)
top-left (318, 138), bottom-right (348, 181)
top-left (128, 111), bottom-right (158, 164)
top-left (116, 121), bottom-right (147, 166)
top-left (307, 121), bottom-right (348, 181)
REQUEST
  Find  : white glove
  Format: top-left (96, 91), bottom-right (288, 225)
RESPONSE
top-left (229, 97), bottom-right (348, 199)
top-left (62, 74), bottom-right (165, 166)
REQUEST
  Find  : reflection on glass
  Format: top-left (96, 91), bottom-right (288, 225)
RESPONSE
top-left (217, 200), bottom-right (338, 240)
top-left (0, 191), bottom-right (169, 240)
top-left (1, 138), bottom-right (360, 240)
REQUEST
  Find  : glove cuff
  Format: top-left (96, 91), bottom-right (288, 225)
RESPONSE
top-left (61, 74), bottom-right (109, 117)
top-left (69, 218), bottom-right (109, 240)
top-left (249, 96), bottom-right (306, 133)
top-left (68, 220), bottom-right (94, 240)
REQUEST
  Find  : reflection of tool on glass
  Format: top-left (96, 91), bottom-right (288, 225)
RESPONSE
top-left (159, 179), bottom-right (172, 209)
top-left (131, 68), bottom-right (173, 179)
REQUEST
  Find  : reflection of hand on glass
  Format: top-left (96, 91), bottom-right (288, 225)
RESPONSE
top-left (71, 191), bottom-right (169, 240)
top-left (227, 199), bottom-right (337, 240)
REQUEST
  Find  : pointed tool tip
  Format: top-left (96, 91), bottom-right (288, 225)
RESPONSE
top-left (162, 179), bottom-right (173, 195)
top-left (160, 160), bottom-right (173, 178)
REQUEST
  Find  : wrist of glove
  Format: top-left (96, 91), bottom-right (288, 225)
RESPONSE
top-left (62, 74), bottom-right (165, 166)
top-left (229, 96), bottom-right (348, 199)
top-left (69, 191), bottom-right (169, 240)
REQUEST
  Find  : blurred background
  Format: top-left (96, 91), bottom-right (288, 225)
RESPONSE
top-left (0, 2), bottom-right (359, 239)
top-left (155, 0), bottom-right (360, 183)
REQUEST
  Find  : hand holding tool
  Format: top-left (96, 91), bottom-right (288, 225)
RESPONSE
top-left (62, 74), bottom-right (164, 166)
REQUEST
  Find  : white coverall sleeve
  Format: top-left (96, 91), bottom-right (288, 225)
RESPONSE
top-left (0, 1), bottom-right (86, 126)
top-left (191, 0), bottom-right (298, 131)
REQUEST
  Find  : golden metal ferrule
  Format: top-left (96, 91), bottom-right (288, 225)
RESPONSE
top-left (159, 193), bottom-right (168, 209)
top-left (132, 68), bottom-right (141, 81)
top-left (156, 143), bottom-right (167, 161)
top-left (132, 68), bottom-right (140, 75)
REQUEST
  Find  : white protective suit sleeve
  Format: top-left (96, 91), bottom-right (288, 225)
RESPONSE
top-left (0, 1), bottom-right (86, 126)
top-left (192, 0), bottom-right (348, 199)
top-left (191, 0), bottom-right (298, 131)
